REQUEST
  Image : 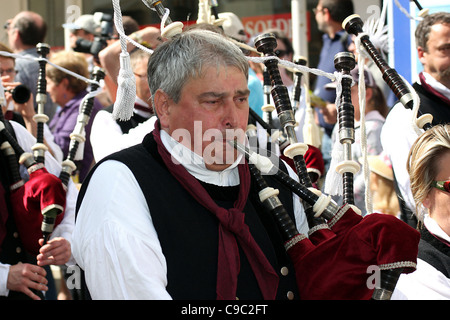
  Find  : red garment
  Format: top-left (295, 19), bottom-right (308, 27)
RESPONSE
top-left (10, 166), bottom-right (66, 255)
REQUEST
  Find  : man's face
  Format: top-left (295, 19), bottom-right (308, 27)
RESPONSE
top-left (158, 65), bottom-right (250, 171)
top-left (69, 29), bottom-right (95, 49)
top-left (419, 23), bottom-right (450, 86)
top-left (314, 1), bottom-right (327, 33)
top-left (0, 57), bottom-right (16, 82)
top-left (5, 18), bottom-right (17, 50)
top-left (134, 57), bottom-right (151, 103)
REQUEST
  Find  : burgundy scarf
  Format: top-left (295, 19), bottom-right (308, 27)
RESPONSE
top-left (152, 121), bottom-right (279, 300)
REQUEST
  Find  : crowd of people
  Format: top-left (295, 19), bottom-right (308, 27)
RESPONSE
top-left (0, 0), bottom-right (448, 301)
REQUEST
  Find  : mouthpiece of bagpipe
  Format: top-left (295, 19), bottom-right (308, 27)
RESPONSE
top-left (0, 118), bottom-right (65, 254)
top-left (231, 139), bottom-right (420, 299)
top-left (59, 66), bottom-right (105, 187)
top-left (342, 13), bottom-right (433, 131)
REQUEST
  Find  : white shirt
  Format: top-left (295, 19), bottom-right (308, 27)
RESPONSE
top-left (90, 98), bottom-right (156, 162)
top-left (381, 104), bottom-right (422, 214)
top-left (381, 73), bottom-right (450, 215)
top-left (72, 130), bottom-right (308, 299)
top-left (0, 121), bottom-right (78, 297)
top-left (422, 72), bottom-right (450, 101)
top-left (392, 215), bottom-right (450, 300)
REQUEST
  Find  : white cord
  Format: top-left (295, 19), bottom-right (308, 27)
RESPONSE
top-left (355, 38), bottom-right (373, 215)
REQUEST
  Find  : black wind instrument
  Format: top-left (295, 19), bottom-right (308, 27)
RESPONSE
top-left (254, 33), bottom-right (312, 188)
top-left (291, 56), bottom-right (307, 114)
top-left (231, 140), bottom-right (339, 221)
top-left (32, 43), bottom-right (51, 164)
top-left (261, 67), bottom-right (276, 128)
top-left (343, 14), bottom-right (432, 130)
top-left (59, 67), bottom-right (105, 187)
top-left (0, 111), bottom-right (64, 248)
top-left (231, 139), bottom-right (417, 300)
top-left (334, 52), bottom-right (360, 205)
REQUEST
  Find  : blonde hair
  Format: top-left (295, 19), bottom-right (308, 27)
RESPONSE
top-left (46, 50), bottom-right (89, 94)
top-left (371, 172), bottom-right (399, 216)
top-left (407, 124), bottom-right (450, 223)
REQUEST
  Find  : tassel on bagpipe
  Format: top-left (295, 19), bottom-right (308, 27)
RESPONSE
top-left (0, 112), bottom-right (65, 255)
top-left (32, 43), bottom-right (50, 164)
top-left (334, 52), bottom-right (360, 206)
top-left (343, 14), bottom-right (433, 131)
top-left (231, 139), bottom-right (420, 299)
top-left (59, 67), bottom-right (105, 187)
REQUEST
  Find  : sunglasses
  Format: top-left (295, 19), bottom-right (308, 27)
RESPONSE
top-left (432, 180), bottom-right (450, 193)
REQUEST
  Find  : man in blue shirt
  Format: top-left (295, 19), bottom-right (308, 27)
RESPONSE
top-left (312, 0), bottom-right (354, 170)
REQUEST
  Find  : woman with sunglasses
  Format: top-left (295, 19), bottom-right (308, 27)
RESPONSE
top-left (392, 124), bottom-right (450, 299)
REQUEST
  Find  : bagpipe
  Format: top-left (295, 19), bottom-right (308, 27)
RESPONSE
top-left (245, 31), bottom-right (419, 299)
top-left (0, 119), bottom-right (65, 256)
top-left (0, 43), bottom-right (104, 255)
top-left (111, 0), bottom-right (422, 299)
top-left (342, 13), bottom-right (432, 132)
top-left (59, 67), bottom-right (105, 187)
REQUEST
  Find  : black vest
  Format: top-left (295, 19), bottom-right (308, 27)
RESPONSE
top-left (104, 104), bottom-right (149, 134)
top-left (78, 133), bottom-right (300, 300)
top-left (413, 82), bottom-right (450, 125)
top-left (418, 227), bottom-right (450, 279)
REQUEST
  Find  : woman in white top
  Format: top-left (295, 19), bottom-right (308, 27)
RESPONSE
top-left (392, 124), bottom-right (450, 299)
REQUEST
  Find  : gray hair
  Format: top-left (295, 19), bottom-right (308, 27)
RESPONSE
top-left (147, 29), bottom-right (249, 109)
top-left (415, 12), bottom-right (450, 51)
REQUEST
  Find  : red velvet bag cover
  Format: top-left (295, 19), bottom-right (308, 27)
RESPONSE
top-left (287, 205), bottom-right (420, 300)
top-left (10, 167), bottom-right (66, 255)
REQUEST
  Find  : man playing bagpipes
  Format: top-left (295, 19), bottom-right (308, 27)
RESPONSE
top-left (72, 0), bottom-right (421, 300)
top-left (0, 118), bottom-right (77, 300)
top-left (73, 29), bottom-right (308, 300)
